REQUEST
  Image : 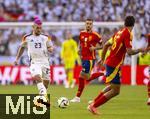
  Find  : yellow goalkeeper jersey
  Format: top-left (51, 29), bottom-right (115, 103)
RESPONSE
top-left (61, 39), bottom-right (78, 61)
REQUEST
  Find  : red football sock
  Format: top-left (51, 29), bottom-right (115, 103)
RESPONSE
top-left (94, 92), bottom-right (104, 102)
top-left (94, 85), bottom-right (111, 102)
top-left (88, 72), bottom-right (104, 82)
top-left (76, 77), bottom-right (85, 97)
top-left (147, 80), bottom-right (150, 98)
top-left (93, 94), bottom-right (108, 108)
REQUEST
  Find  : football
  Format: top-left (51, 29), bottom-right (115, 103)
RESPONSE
top-left (57, 97), bottom-right (69, 108)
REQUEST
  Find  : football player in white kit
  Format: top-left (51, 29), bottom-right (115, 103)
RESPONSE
top-left (14, 17), bottom-right (53, 106)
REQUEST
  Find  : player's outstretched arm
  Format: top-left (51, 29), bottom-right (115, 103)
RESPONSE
top-left (126, 48), bottom-right (145, 56)
top-left (95, 40), bottom-right (103, 50)
top-left (89, 43), bottom-right (103, 51)
top-left (97, 40), bottom-right (111, 66)
top-left (101, 40), bottom-right (112, 61)
top-left (14, 42), bottom-right (26, 65)
top-left (46, 39), bottom-right (54, 53)
top-left (96, 43), bottom-right (103, 50)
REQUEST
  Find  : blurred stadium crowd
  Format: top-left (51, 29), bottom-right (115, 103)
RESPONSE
top-left (0, 0), bottom-right (149, 65)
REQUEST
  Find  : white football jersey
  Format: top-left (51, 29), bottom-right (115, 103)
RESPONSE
top-left (22, 34), bottom-right (52, 64)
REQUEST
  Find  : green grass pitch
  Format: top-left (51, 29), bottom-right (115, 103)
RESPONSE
top-left (0, 85), bottom-right (150, 119)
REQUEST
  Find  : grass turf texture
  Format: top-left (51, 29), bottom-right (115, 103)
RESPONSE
top-left (0, 85), bottom-right (149, 119)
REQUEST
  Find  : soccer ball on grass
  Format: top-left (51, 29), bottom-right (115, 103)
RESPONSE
top-left (57, 97), bottom-right (69, 108)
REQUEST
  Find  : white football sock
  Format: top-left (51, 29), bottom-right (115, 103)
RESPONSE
top-left (37, 82), bottom-right (47, 95)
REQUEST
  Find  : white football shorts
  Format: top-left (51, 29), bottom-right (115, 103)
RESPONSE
top-left (30, 62), bottom-right (50, 80)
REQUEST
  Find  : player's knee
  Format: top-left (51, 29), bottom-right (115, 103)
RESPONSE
top-left (80, 72), bottom-right (89, 79)
top-left (112, 89), bottom-right (120, 96)
top-left (115, 90), bottom-right (120, 96)
top-left (33, 75), bottom-right (42, 82)
top-left (43, 80), bottom-right (49, 89)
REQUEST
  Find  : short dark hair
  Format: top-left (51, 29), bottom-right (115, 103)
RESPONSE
top-left (124, 16), bottom-right (135, 27)
top-left (86, 18), bottom-right (93, 22)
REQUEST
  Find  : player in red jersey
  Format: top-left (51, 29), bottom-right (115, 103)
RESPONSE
top-left (70, 18), bottom-right (104, 103)
top-left (87, 16), bottom-right (146, 115)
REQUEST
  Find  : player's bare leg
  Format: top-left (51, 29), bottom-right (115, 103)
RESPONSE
top-left (103, 84), bottom-right (120, 99)
top-left (43, 80), bottom-right (49, 90)
top-left (88, 84), bottom-right (120, 115)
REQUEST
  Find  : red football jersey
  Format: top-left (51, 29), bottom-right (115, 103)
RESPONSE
top-left (79, 31), bottom-right (102, 60)
top-left (105, 28), bottom-right (132, 67)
